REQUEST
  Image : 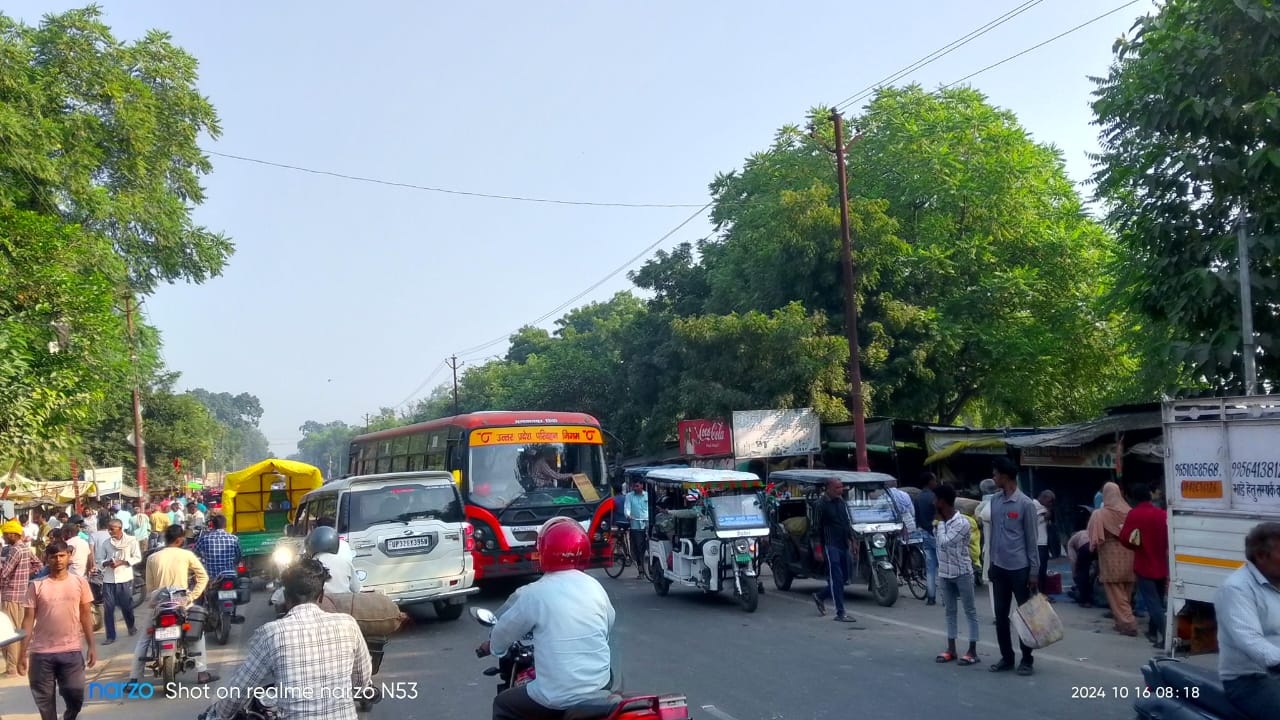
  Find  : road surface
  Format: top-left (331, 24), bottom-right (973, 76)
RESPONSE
top-left (2, 569), bottom-right (1177, 720)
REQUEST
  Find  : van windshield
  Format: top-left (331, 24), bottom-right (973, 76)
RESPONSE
top-left (341, 483), bottom-right (464, 532)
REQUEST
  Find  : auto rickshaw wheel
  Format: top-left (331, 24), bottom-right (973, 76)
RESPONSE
top-left (650, 559), bottom-right (670, 596)
top-left (770, 558), bottom-right (793, 591)
top-left (873, 566), bottom-right (899, 607)
top-left (737, 574), bottom-right (759, 612)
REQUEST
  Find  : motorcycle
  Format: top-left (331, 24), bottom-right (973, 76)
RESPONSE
top-left (1134, 656), bottom-right (1250, 720)
top-left (471, 607), bottom-right (692, 720)
top-left (144, 587), bottom-right (205, 686)
top-left (203, 571), bottom-right (248, 646)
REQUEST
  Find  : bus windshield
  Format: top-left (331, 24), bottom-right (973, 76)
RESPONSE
top-left (468, 442), bottom-right (608, 511)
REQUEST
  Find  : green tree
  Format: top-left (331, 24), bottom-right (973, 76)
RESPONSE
top-left (685, 90), bottom-right (1148, 424)
top-left (188, 389), bottom-right (271, 471)
top-left (0, 5), bottom-right (232, 292)
top-left (291, 420), bottom-right (357, 477)
top-left (669, 303), bottom-right (850, 425)
top-left (83, 372), bottom-right (220, 494)
top-left (0, 210), bottom-right (139, 472)
top-left (1092, 0), bottom-right (1280, 390)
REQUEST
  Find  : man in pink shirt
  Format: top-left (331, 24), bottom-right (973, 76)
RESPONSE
top-left (19, 539), bottom-right (97, 720)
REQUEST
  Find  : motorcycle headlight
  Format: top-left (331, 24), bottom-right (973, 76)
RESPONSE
top-left (734, 538), bottom-right (752, 553)
top-left (871, 533), bottom-right (887, 549)
top-left (272, 547), bottom-right (294, 567)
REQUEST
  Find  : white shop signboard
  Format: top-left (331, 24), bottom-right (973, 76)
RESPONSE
top-left (731, 408), bottom-right (821, 460)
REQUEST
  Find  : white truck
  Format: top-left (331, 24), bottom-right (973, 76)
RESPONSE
top-left (1163, 395), bottom-right (1280, 652)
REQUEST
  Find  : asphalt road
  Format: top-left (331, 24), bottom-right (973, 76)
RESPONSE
top-left (2, 569), bottom-right (1169, 720)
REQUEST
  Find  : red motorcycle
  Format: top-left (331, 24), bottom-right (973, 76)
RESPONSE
top-left (471, 608), bottom-right (690, 720)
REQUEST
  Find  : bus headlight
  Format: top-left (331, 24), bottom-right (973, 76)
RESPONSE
top-left (472, 524), bottom-right (498, 551)
top-left (272, 546), bottom-right (295, 567)
top-left (871, 533), bottom-right (887, 549)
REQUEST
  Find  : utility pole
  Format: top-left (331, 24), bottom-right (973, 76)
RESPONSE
top-left (124, 294), bottom-right (149, 496)
top-left (831, 108), bottom-right (870, 472)
top-left (1238, 214), bottom-right (1258, 395)
top-left (447, 355), bottom-right (464, 415)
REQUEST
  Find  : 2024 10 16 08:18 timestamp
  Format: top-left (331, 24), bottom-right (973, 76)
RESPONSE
top-left (1071, 686), bottom-right (1202, 700)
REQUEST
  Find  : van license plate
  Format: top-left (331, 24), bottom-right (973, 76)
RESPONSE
top-left (154, 626), bottom-right (181, 641)
top-left (871, 547), bottom-right (887, 557)
top-left (387, 537), bottom-right (432, 551)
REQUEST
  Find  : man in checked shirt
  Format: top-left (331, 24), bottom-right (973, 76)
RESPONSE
top-left (208, 558), bottom-right (372, 720)
top-left (194, 515), bottom-right (242, 582)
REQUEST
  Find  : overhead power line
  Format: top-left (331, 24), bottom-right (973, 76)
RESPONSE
top-left (205, 151), bottom-right (706, 208)
top-left (453, 202), bottom-right (712, 359)
top-left (391, 358), bottom-right (447, 410)
top-left (835, 0), bottom-right (1047, 112)
top-left (942, 1), bottom-right (1141, 89)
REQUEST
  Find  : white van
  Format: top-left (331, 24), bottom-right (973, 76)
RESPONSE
top-left (285, 471), bottom-right (477, 619)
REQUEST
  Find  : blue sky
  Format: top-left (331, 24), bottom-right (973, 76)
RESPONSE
top-left (8, 0), bottom-right (1151, 456)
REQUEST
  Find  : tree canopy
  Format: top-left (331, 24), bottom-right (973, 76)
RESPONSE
top-left (308, 86), bottom-right (1168, 456)
top-left (0, 6), bottom-right (253, 482)
top-left (1092, 0), bottom-right (1280, 390)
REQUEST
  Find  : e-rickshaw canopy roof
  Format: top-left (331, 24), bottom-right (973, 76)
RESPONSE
top-left (767, 469), bottom-right (898, 487)
top-left (222, 459), bottom-right (323, 533)
top-left (640, 467), bottom-right (763, 492)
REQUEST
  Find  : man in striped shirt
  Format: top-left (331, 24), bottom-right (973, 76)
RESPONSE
top-left (933, 485), bottom-right (979, 666)
top-left (2, 519), bottom-right (42, 674)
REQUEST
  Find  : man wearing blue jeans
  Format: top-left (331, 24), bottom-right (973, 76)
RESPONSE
top-left (811, 478), bottom-right (856, 623)
top-left (933, 484), bottom-right (979, 664)
top-left (914, 473), bottom-right (940, 605)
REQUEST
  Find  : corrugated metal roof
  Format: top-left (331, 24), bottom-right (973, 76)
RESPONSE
top-left (1005, 412), bottom-right (1162, 448)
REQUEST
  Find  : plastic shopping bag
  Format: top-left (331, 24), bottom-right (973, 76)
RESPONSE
top-left (1010, 593), bottom-right (1065, 649)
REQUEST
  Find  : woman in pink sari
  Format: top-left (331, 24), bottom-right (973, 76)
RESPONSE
top-left (1089, 482), bottom-right (1138, 636)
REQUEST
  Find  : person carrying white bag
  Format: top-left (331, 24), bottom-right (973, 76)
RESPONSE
top-left (986, 458), bottom-right (1041, 677)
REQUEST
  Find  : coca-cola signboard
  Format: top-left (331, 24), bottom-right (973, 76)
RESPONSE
top-left (678, 420), bottom-right (733, 457)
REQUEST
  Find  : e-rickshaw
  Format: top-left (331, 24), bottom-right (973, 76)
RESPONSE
top-left (642, 467), bottom-right (767, 613)
top-left (764, 469), bottom-right (905, 607)
top-left (222, 459), bottom-right (324, 585)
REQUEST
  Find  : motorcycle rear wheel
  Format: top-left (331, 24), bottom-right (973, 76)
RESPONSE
top-left (160, 656), bottom-right (176, 687)
top-left (214, 613), bottom-right (231, 646)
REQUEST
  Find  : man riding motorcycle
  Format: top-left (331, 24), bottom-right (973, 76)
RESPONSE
top-left (478, 517), bottom-right (616, 720)
top-left (306, 527), bottom-right (360, 596)
top-left (207, 557), bottom-right (372, 720)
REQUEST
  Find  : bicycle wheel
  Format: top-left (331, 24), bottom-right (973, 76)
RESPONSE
top-left (906, 545), bottom-right (928, 600)
top-left (605, 542), bottom-right (628, 579)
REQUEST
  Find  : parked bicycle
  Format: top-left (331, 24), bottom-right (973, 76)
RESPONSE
top-left (892, 534), bottom-right (929, 600)
top-left (605, 523), bottom-right (633, 579)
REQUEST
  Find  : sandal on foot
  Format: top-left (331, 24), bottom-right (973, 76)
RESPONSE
top-left (935, 651), bottom-right (956, 663)
top-left (958, 654), bottom-right (979, 665)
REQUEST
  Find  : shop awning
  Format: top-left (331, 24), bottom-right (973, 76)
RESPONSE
top-left (1005, 411), bottom-right (1161, 449)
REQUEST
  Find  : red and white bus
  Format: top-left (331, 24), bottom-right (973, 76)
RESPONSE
top-left (347, 411), bottom-right (615, 581)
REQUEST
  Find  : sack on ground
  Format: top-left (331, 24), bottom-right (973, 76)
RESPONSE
top-left (1010, 592), bottom-right (1065, 649)
top-left (319, 590), bottom-right (404, 636)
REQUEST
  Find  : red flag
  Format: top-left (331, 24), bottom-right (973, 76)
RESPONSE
top-left (173, 458), bottom-right (182, 471)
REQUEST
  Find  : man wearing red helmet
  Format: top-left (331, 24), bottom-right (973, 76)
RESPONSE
top-left (479, 518), bottom-right (616, 720)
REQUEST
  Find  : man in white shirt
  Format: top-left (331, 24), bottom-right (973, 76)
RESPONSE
top-left (315, 517), bottom-right (355, 562)
top-left (305, 527), bottom-right (360, 596)
top-left (479, 519), bottom-right (614, 720)
top-left (1215, 522), bottom-right (1280, 720)
top-left (62, 516), bottom-right (93, 577)
top-left (95, 518), bottom-right (141, 644)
